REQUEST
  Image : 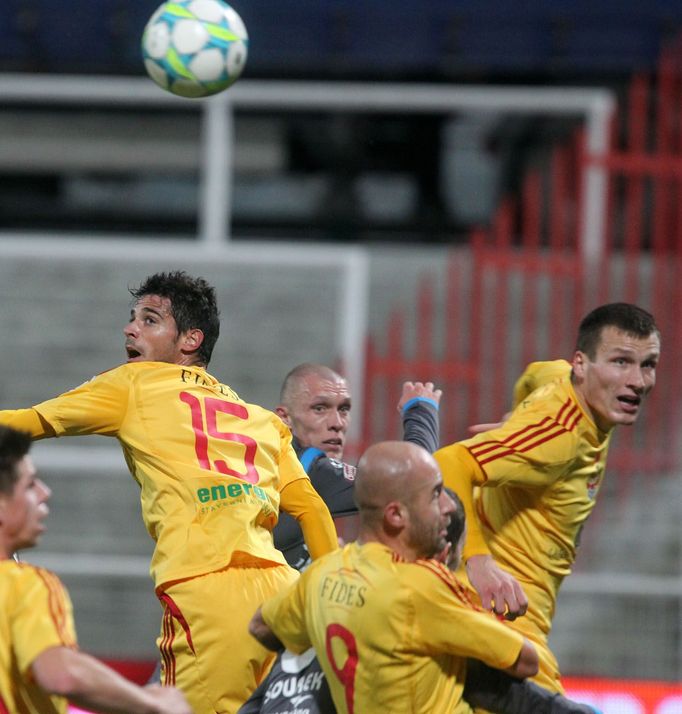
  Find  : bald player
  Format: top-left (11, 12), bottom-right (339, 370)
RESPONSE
top-left (249, 441), bottom-right (538, 714)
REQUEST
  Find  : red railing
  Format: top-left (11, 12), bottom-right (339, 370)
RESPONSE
top-left (361, 40), bottom-right (682, 482)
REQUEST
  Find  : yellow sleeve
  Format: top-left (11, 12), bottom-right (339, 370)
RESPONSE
top-left (30, 369), bottom-right (129, 437)
top-left (261, 572), bottom-right (312, 654)
top-left (279, 478), bottom-right (338, 560)
top-left (0, 409), bottom-right (56, 439)
top-left (434, 443), bottom-right (489, 558)
top-left (512, 359), bottom-right (571, 408)
top-left (411, 564), bottom-right (524, 669)
top-left (12, 568), bottom-right (77, 675)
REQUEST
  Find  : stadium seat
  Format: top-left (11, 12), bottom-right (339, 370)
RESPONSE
top-left (0, 2), bottom-right (32, 66)
top-left (236, 0), bottom-right (342, 76)
top-left (24, 0), bottom-right (125, 72)
top-left (450, 10), bottom-right (553, 73)
top-left (551, 12), bottom-right (662, 73)
top-left (333, 2), bottom-right (447, 76)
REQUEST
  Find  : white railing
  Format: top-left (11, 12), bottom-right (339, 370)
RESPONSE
top-left (0, 73), bottom-right (615, 267)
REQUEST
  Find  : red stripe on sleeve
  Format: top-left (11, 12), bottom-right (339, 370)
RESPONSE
top-left (469, 399), bottom-right (581, 468)
top-left (413, 560), bottom-right (482, 611)
top-left (35, 569), bottom-right (73, 646)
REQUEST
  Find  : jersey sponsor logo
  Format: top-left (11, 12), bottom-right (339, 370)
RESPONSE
top-left (263, 669), bottom-right (325, 707)
top-left (196, 482), bottom-right (269, 511)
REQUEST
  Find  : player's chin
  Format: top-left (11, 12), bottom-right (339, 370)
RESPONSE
top-left (614, 410), bottom-right (640, 427)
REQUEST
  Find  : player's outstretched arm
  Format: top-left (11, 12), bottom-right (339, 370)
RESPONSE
top-left (0, 409), bottom-right (56, 439)
top-left (434, 444), bottom-right (528, 619)
top-left (31, 646), bottom-right (192, 714)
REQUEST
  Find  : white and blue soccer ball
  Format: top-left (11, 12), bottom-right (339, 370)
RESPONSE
top-left (142, 0), bottom-right (248, 98)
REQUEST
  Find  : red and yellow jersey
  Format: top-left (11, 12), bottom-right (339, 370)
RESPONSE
top-left (0, 363), bottom-right (314, 588)
top-left (436, 360), bottom-right (611, 605)
top-left (261, 541), bottom-right (524, 714)
top-left (0, 561), bottom-right (77, 714)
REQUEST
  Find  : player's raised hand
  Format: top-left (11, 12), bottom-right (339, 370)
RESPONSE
top-left (465, 554), bottom-right (528, 620)
top-left (145, 684), bottom-right (194, 714)
top-left (397, 381), bottom-right (442, 411)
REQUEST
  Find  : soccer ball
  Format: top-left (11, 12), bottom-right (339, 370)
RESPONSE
top-left (141, 0), bottom-right (249, 98)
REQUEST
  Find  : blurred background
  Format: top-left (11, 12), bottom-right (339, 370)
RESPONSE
top-left (1, 2), bottom-right (681, 712)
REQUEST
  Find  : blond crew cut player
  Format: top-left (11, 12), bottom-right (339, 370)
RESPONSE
top-left (249, 441), bottom-right (539, 714)
top-left (0, 425), bottom-right (192, 714)
top-left (0, 271), bottom-right (338, 714)
top-left (434, 302), bottom-right (660, 693)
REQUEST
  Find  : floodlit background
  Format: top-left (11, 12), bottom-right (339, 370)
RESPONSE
top-left (1, 2), bottom-right (681, 712)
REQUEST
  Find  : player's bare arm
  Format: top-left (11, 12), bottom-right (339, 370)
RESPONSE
top-left (249, 606), bottom-right (284, 652)
top-left (31, 646), bottom-right (192, 714)
top-left (504, 638), bottom-right (539, 679)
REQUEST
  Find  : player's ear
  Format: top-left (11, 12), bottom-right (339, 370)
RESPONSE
top-left (572, 350), bottom-right (587, 379)
top-left (181, 328), bottom-right (204, 354)
top-left (384, 500), bottom-right (407, 530)
top-left (275, 406), bottom-right (291, 425)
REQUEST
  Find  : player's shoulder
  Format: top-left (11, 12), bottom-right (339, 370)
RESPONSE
top-left (513, 359), bottom-right (571, 403)
top-left (316, 455), bottom-right (356, 482)
top-left (1, 561), bottom-right (64, 595)
top-left (400, 559), bottom-right (477, 607)
top-left (523, 359), bottom-right (571, 380)
top-left (518, 368), bottom-right (582, 425)
top-left (88, 361), bottom-right (166, 386)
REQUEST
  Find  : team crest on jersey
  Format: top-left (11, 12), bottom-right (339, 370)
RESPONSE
top-left (586, 473), bottom-right (602, 499)
top-left (328, 458), bottom-right (356, 480)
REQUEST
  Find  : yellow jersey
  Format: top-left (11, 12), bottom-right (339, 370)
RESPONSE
top-left (0, 561), bottom-right (77, 714)
top-left (435, 360), bottom-right (611, 617)
top-left (261, 541), bottom-right (524, 714)
top-left (0, 362), bottom-right (317, 588)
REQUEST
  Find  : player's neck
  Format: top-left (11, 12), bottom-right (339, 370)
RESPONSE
top-left (357, 529), bottom-right (422, 562)
top-left (571, 380), bottom-right (614, 433)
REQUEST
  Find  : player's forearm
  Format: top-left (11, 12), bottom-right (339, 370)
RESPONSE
top-left (0, 408), bottom-right (55, 439)
top-left (504, 639), bottom-right (538, 679)
top-left (433, 443), bottom-right (490, 559)
top-left (402, 399), bottom-right (439, 453)
top-left (280, 478), bottom-right (338, 559)
top-left (464, 659), bottom-right (595, 714)
top-left (32, 648), bottom-right (182, 714)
